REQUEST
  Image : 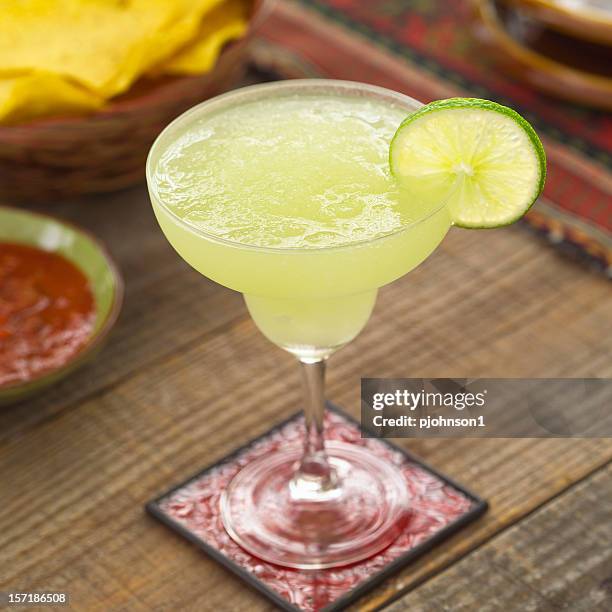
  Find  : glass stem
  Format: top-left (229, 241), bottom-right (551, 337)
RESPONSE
top-left (291, 357), bottom-right (339, 499)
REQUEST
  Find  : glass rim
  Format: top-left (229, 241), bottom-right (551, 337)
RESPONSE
top-left (146, 78), bottom-right (449, 255)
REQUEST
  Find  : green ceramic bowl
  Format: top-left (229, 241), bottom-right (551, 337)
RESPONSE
top-left (0, 206), bottom-right (124, 406)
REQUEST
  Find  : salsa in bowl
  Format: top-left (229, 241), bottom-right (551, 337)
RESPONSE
top-left (0, 207), bottom-right (123, 405)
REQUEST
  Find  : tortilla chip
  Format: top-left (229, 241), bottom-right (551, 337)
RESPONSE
top-left (0, 0), bottom-right (228, 98)
top-left (0, 72), bottom-right (103, 124)
top-left (159, 0), bottom-right (249, 75)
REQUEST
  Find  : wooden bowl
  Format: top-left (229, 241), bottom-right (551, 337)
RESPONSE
top-left (472, 0), bottom-right (612, 110)
top-left (0, 0), bottom-right (267, 203)
top-left (507, 0), bottom-right (612, 46)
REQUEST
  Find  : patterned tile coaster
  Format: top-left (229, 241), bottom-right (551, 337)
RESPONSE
top-left (146, 406), bottom-right (487, 612)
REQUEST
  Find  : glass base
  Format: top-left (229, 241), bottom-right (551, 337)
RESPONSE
top-left (220, 441), bottom-right (410, 569)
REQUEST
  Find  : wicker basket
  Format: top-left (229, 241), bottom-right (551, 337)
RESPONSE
top-left (0, 0), bottom-right (267, 202)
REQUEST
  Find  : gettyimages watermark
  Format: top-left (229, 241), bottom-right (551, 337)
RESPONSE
top-left (361, 378), bottom-right (612, 437)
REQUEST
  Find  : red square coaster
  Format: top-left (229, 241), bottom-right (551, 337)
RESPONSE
top-left (146, 406), bottom-right (487, 611)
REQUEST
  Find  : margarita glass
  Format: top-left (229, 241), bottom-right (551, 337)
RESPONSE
top-left (147, 80), bottom-right (451, 569)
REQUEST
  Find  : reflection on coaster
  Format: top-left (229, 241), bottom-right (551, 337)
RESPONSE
top-left (146, 406), bottom-right (487, 612)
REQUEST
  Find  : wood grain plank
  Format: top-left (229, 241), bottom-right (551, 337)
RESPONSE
top-left (385, 464), bottom-right (612, 612)
top-left (1, 222), bottom-right (610, 610)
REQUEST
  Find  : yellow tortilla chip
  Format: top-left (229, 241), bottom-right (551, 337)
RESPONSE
top-left (159, 0), bottom-right (249, 75)
top-left (0, 72), bottom-right (103, 124)
top-left (0, 0), bottom-right (228, 98)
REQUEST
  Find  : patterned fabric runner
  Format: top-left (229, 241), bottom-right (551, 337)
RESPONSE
top-left (252, 0), bottom-right (612, 275)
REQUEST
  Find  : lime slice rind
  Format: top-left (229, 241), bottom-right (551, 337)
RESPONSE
top-left (389, 98), bottom-right (546, 229)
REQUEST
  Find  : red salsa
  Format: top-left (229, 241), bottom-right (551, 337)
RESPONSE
top-left (0, 243), bottom-right (96, 387)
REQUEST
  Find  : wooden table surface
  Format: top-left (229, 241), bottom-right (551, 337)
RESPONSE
top-left (2, 137), bottom-right (612, 610)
